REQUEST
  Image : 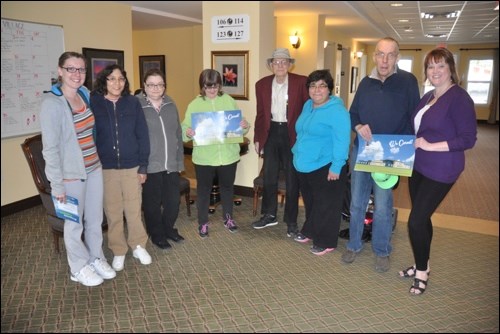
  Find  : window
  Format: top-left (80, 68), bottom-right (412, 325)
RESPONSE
top-left (466, 59), bottom-right (493, 104)
top-left (397, 58), bottom-right (413, 73)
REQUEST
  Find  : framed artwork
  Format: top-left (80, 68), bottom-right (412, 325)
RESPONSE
top-left (350, 66), bottom-right (359, 93)
top-left (139, 55), bottom-right (166, 88)
top-left (211, 50), bottom-right (249, 100)
top-left (82, 47), bottom-right (124, 89)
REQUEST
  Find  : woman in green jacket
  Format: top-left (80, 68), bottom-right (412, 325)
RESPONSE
top-left (182, 69), bottom-right (250, 238)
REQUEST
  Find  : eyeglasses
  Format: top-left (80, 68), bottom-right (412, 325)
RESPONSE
top-left (271, 60), bottom-right (290, 66)
top-left (107, 77), bottom-right (126, 84)
top-left (375, 52), bottom-right (398, 60)
top-left (204, 84), bottom-right (220, 90)
top-left (308, 83), bottom-right (329, 90)
top-left (145, 83), bottom-right (165, 89)
top-left (61, 67), bottom-right (87, 74)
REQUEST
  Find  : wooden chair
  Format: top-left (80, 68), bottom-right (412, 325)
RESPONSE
top-left (21, 134), bottom-right (107, 253)
top-left (252, 167), bottom-right (286, 216)
top-left (179, 176), bottom-right (192, 216)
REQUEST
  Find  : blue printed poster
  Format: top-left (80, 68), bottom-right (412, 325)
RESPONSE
top-left (354, 134), bottom-right (416, 177)
top-left (191, 110), bottom-right (243, 146)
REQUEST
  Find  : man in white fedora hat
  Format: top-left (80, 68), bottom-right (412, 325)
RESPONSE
top-left (252, 48), bottom-right (309, 237)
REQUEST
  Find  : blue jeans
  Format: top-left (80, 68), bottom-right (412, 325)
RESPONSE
top-left (346, 170), bottom-right (393, 257)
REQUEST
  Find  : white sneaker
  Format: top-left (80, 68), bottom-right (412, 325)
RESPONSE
top-left (112, 255), bottom-right (126, 271)
top-left (90, 258), bottom-right (116, 279)
top-left (133, 245), bottom-right (152, 265)
top-left (70, 264), bottom-right (103, 287)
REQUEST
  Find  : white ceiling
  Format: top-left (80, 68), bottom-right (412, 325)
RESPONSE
top-left (116, 1), bottom-right (499, 45)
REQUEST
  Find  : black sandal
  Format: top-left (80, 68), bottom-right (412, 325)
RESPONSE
top-left (409, 277), bottom-right (428, 295)
top-left (399, 265), bottom-right (416, 278)
top-left (399, 265), bottom-right (430, 278)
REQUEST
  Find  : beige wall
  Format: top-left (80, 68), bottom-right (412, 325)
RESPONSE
top-left (132, 26), bottom-right (203, 119)
top-left (2, 1), bottom-right (134, 206)
top-left (2, 1), bottom-right (498, 207)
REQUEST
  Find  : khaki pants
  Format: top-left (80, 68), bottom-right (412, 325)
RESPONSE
top-left (103, 167), bottom-right (148, 256)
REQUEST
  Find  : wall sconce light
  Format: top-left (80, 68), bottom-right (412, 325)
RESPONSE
top-left (289, 32), bottom-right (301, 49)
top-left (354, 50), bottom-right (364, 59)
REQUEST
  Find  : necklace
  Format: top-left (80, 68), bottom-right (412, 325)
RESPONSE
top-left (433, 83), bottom-right (454, 100)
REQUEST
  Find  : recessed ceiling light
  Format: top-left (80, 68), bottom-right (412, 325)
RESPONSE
top-left (398, 19), bottom-right (409, 23)
top-left (421, 11), bottom-right (460, 19)
top-left (425, 33), bottom-right (447, 38)
top-left (390, 3), bottom-right (403, 7)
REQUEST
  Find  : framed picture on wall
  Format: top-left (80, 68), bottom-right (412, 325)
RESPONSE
top-left (82, 48), bottom-right (124, 90)
top-left (211, 50), bottom-right (249, 100)
top-left (138, 55), bottom-right (166, 88)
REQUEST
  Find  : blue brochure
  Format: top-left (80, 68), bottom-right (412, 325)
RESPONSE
top-left (191, 110), bottom-right (243, 146)
top-left (52, 195), bottom-right (79, 223)
top-left (354, 134), bottom-right (416, 177)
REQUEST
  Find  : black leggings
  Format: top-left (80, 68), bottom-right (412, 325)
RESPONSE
top-left (194, 162), bottom-right (238, 224)
top-left (408, 170), bottom-right (454, 271)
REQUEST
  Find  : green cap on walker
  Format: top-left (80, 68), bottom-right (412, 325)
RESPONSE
top-left (371, 172), bottom-right (399, 189)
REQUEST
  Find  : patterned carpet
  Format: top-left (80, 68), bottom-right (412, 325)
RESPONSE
top-left (2, 123), bottom-right (497, 332)
top-left (1, 199), bottom-right (498, 332)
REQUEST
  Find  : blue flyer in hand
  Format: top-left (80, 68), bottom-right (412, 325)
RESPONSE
top-left (52, 195), bottom-right (80, 223)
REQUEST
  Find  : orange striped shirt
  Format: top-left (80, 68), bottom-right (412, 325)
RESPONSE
top-left (73, 104), bottom-right (101, 173)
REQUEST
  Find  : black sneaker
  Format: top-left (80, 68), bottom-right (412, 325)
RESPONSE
top-left (286, 225), bottom-right (299, 238)
top-left (252, 214), bottom-right (278, 229)
top-left (198, 223), bottom-right (209, 238)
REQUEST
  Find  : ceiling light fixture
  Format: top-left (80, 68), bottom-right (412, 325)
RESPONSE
top-left (421, 11), bottom-right (460, 19)
top-left (289, 32), bottom-right (301, 49)
top-left (425, 33), bottom-right (447, 38)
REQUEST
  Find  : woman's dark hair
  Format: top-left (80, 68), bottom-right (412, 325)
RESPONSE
top-left (306, 69), bottom-right (334, 94)
top-left (91, 64), bottom-right (130, 96)
top-left (198, 69), bottom-right (223, 98)
top-left (423, 47), bottom-right (460, 84)
top-left (58, 51), bottom-right (86, 68)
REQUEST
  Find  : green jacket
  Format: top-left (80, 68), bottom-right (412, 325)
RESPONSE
top-left (181, 93), bottom-right (248, 166)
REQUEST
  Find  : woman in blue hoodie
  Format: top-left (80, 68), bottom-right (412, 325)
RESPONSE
top-left (292, 70), bottom-right (351, 255)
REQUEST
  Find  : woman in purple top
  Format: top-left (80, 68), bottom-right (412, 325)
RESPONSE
top-left (399, 48), bottom-right (477, 295)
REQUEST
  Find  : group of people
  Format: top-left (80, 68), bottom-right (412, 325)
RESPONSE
top-left (252, 39), bottom-right (476, 296)
top-left (41, 36), bottom-right (477, 295)
top-left (41, 51), bottom-right (250, 287)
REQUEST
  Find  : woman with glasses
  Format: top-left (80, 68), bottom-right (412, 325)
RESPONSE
top-left (291, 69), bottom-right (351, 255)
top-left (136, 68), bottom-right (185, 249)
top-left (181, 69), bottom-right (250, 238)
top-left (40, 52), bottom-right (115, 286)
top-left (90, 64), bottom-right (152, 272)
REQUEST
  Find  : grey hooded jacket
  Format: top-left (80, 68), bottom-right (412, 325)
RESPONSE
top-left (137, 93), bottom-right (184, 173)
